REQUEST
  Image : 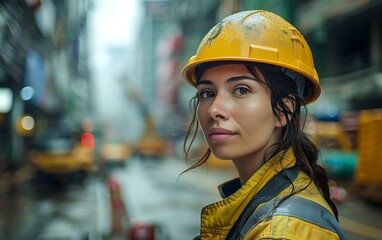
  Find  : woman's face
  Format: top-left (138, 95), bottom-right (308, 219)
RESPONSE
top-left (196, 64), bottom-right (282, 163)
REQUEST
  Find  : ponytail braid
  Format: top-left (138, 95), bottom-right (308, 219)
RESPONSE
top-left (259, 65), bottom-right (339, 220)
top-left (295, 133), bottom-right (339, 220)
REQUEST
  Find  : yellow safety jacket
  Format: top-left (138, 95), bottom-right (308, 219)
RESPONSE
top-left (199, 149), bottom-right (346, 240)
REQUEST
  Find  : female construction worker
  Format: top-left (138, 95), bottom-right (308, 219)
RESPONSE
top-left (182, 10), bottom-right (347, 240)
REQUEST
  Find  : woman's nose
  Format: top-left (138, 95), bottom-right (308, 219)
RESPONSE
top-left (208, 94), bottom-right (229, 120)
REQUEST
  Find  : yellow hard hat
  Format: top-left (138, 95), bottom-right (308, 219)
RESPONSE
top-left (182, 10), bottom-right (320, 103)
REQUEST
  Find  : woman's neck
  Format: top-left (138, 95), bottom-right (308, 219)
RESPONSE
top-left (232, 149), bottom-right (267, 184)
top-left (232, 129), bottom-right (282, 184)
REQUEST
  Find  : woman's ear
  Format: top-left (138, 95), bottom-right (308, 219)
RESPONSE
top-left (276, 95), bottom-right (296, 127)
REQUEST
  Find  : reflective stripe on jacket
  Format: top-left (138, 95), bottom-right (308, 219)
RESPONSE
top-left (199, 149), bottom-right (344, 240)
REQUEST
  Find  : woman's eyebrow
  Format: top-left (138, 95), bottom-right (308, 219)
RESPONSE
top-left (196, 79), bottom-right (213, 86)
top-left (227, 75), bottom-right (258, 83)
top-left (196, 75), bottom-right (259, 86)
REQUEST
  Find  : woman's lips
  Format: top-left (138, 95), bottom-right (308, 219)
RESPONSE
top-left (208, 128), bottom-right (237, 141)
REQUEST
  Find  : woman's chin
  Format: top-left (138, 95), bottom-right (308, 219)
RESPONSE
top-left (211, 152), bottom-right (233, 161)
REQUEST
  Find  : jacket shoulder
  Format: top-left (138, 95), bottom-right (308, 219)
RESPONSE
top-left (241, 196), bottom-right (346, 240)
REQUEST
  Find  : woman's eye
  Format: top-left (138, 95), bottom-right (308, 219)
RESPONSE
top-left (199, 90), bottom-right (214, 99)
top-left (234, 87), bottom-right (250, 96)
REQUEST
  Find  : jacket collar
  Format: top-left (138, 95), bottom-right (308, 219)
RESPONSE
top-left (200, 148), bottom-right (297, 238)
top-left (217, 148), bottom-right (296, 199)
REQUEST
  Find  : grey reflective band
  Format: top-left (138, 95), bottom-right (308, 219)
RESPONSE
top-left (225, 167), bottom-right (300, 240)
top-left (240, 196), bottom-right (348, 240)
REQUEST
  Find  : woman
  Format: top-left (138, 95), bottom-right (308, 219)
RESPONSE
top-left (182, 10), bottom-right (347, 240)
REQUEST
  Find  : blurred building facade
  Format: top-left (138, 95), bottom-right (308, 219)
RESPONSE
top-left (0, 0), bottom-right (91, 168)
top-left (294, 0), bottom-right (382, 113)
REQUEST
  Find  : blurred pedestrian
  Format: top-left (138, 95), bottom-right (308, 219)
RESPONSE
top-left (182, 10), bottom-right (347, 240)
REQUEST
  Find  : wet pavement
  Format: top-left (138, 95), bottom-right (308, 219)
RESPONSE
top-left (112, 157), bottom-right (237, 239)
top-left (0, 176), bottom-right (110, 240)
top-left (1, 156), bottom-right (382, 240)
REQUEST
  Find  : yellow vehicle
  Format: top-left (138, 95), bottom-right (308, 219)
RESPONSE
top-left (31, 134), bottom-right (95, 185)
top-left (100, 142), bottom-right (133, 166)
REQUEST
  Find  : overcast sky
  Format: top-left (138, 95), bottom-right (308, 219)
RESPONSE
top-left (87, 0), bottom-right (144, 141)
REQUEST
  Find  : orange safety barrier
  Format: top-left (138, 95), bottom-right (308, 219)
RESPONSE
top-left (107, 177), bottom-right (126, 237)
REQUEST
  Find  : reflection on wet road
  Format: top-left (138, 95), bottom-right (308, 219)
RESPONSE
top-left (1, 158), bottom-right (382, 240)
top-left (0, 177), bottom-right (110, 240)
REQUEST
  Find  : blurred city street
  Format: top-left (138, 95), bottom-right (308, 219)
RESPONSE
top-left (1, 0), bottom-right (382, 240)
top-left (1, 155), bottom-right (382, 240)
top-left (0, 171), bottom-right (111, 240)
